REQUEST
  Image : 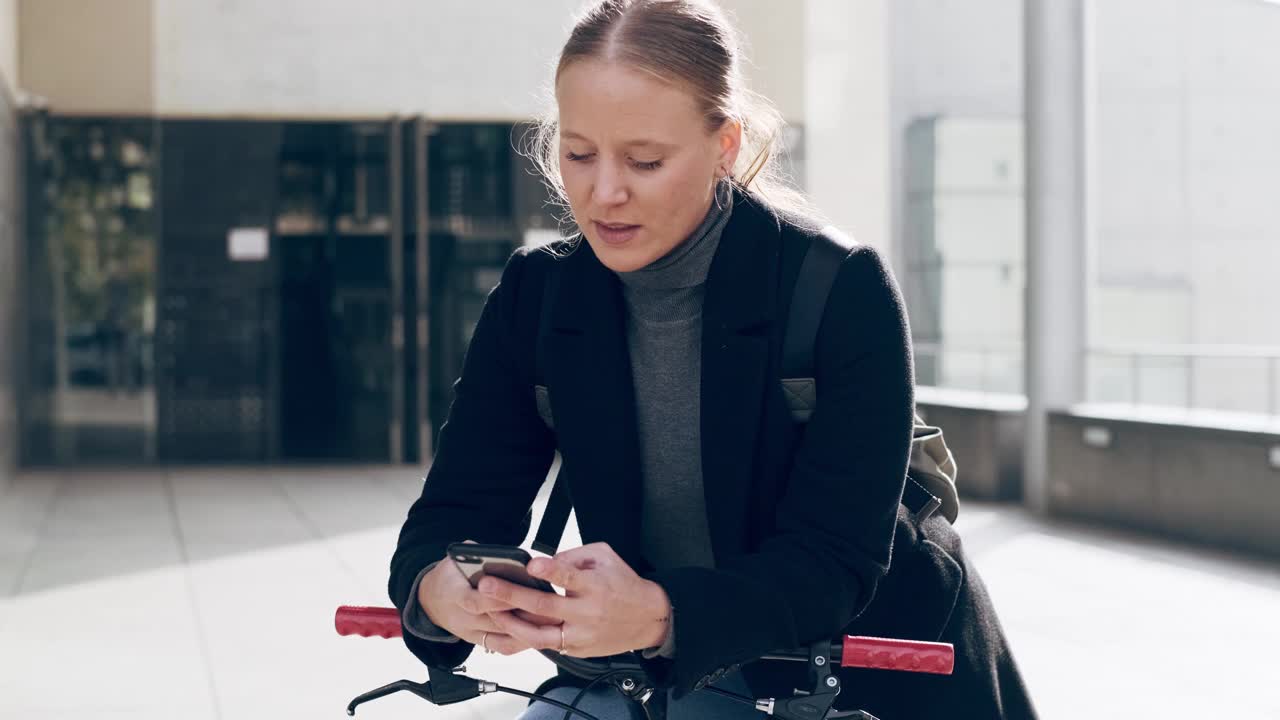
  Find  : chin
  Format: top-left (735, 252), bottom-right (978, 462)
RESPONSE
top-left (584, 237), bottom-right (657, 273)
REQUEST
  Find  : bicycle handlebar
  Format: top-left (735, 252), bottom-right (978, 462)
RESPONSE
top-left (335, 605), bottom-right (402, 639)
top-left (334, 606), bottom-right (953, 675)
top-left (839, 635), bottom-right (953, 675)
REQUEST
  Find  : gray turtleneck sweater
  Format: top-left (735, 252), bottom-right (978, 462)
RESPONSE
top-left (402, 183), bottom-right (734, 660)
top-left (616, 182), bottom-right (732, 574)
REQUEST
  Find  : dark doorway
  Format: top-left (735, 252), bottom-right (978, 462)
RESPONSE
top-left (155, 120), bottom-right (281, 462)
top-left (274, 123), bottom-right (393, 461)
top-left (277, 234), bottom-right (391, 460)
top-left (277, 235), bottom-right (338, 458)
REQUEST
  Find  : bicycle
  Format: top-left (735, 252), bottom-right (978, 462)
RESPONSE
top-left (335, 605), bottom-right (955, 720)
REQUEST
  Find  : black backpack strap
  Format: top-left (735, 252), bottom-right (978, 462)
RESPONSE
top-left (532, 476), bottom-right (572, 555)
top-left (783, 229), bottom-right (957, 524)
top-left (531, 262), bottom-right (572, 556)
top-left (533, 258), bottom-right (559, 389)
top-left (782, 225), bottom-right (858, 380)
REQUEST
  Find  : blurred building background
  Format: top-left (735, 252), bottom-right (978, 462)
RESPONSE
top-left (4, 0), bottom-right (1276, 547)
top-left (891, 0), bottom-right (1280, 413)
top-left (5, 0), bottom-right (803, 470)
top-left (1, 0), bottom-right (18, 495)
top-left (0, 2), bottom-right (1279, 717)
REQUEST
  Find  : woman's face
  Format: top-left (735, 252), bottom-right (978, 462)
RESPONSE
top-left (555, 59), bottom-right (741, 273)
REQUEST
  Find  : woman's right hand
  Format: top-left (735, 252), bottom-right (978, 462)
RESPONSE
top-left (416, 543), bottom-right (547, 656)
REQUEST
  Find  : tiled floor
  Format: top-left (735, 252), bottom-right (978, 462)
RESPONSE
top-left (2, 466), bottom-right (1277, 719)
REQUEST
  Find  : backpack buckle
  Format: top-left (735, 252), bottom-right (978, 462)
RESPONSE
top-left (913, 494), bottom-right (942, 523)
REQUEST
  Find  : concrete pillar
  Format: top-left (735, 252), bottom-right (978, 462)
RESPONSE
top-left (1024, 0), bottom-right (1088, 513)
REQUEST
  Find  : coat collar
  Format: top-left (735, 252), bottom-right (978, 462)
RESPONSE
top-left (697, 189), bottom-right (781, 559)
top-left (548, 187), bottom-right (780, 334)
top-left (543, 187), bottom-right (784, 570)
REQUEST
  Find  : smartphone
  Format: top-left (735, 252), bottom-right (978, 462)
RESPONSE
top-left (447, 542), bottom-right (556, 593)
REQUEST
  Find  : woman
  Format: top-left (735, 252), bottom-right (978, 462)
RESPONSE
top-left (389, 1), bottom-right (1036, 718)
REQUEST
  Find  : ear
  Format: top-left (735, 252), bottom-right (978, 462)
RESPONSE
top-left (717, 119), bottom-right (743, 175)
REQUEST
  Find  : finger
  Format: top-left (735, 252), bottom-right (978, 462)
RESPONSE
top-left (512, 608), bottom-right (564, 626)
top-left (490, 608), bottom-right (563, 630)
top-left (489, 608), bottom-right (565, 652)
top-left (456, 588), bottom-right (518, 616)
top-left (468, 613), bottom-right (508, 634)
top-left (479, 576), bottom-right (572, 619)
top-left (526, 555), bottom-right (590, 592)
top-left (483, 631), bottom-right (534, 656)
top-left (468, 630), bottom-right (527, 656)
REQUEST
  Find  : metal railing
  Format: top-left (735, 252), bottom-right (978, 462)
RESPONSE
top-left (912, 341), bottom-right (1023, 395)
top-left (913, 341), bottom-right (1280, 417)
top-left (1087, 344), bottom-right (1280, 417)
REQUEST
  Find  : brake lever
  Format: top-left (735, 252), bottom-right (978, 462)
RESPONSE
top-left (346, 666), bottom-right (495, 715)
top-left (754, 640), bottom-right (843, 720)
top-left (346, 678), bottom-right (435, 715)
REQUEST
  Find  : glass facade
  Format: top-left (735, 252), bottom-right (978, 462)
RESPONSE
top-left (891, 0), bottom-right (1026, 395)
top-left (20, 116), bottom-right (554, 466)
top-left (21, 116), bottom-right (158, 464)
top-left (1086, 0), bottom-right (1280, 416)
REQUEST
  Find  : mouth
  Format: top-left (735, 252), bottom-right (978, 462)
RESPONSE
top-left (592, 221), bottom-right (642, 246)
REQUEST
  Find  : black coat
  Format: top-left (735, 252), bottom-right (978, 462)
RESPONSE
top-left (389, 187), bottom-right (1036, 719)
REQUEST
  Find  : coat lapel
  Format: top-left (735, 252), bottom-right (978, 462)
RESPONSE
top-left (543, 244), bottom-right (649, 570)
top-left (699, 190), bottom-right (781, 562)
top-left (543, 189), bottom-right (783, 570)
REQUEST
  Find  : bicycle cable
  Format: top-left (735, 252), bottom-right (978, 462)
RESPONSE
top-left (701, 686), bottom-right (758, 708)
top-left (560, 669), bottom-right (639, 720)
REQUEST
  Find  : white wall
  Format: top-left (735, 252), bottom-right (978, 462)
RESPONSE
top-left (20, 0), bottom-right (154, 113)
top-left (804, 0), bottom-right (892, 250)
top-left (0, 0), bottom-right (16, 98)
top-left (1092, 0), bottom-right (1280, 342)
top-left (720, 0), bottom-right (806, 123)
top-left (152, 0), bottom-right (574, 119)
top-left (17, 0), bottom-right (803, 120)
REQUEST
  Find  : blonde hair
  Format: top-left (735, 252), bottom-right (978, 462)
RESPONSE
top-left (523, 0), bottom-right (819, 233)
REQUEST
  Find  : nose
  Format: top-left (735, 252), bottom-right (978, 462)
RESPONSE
top-left (590, 161), bottom-right (629, 207)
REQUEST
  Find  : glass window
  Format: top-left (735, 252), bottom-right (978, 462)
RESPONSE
top-left (892, 0), bottom-right (1026, 394)
top-left (23, 117), bottom-right (158, 464)
top-left (1086, 0), bottom-right (1280, 416)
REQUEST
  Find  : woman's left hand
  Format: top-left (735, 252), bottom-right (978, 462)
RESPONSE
top-left (481, 542), bottom-right (672, 658)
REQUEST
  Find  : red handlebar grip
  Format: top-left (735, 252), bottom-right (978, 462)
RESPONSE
top-left (335, 606), bottom-right (403, 639)
top-left (840, 635), bottom-right (954, 675)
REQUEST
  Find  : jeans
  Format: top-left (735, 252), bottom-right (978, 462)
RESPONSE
top-left (517, 670), bottom-right (760, 720)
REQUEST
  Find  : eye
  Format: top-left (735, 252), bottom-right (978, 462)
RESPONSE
top-left (631, 158), bottom-right (663, 171)
top-left (565, 151), bottom-right (594, 162)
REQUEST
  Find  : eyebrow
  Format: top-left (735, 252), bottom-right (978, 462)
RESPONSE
top-left (560, 131), bottom-right (674, 150)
